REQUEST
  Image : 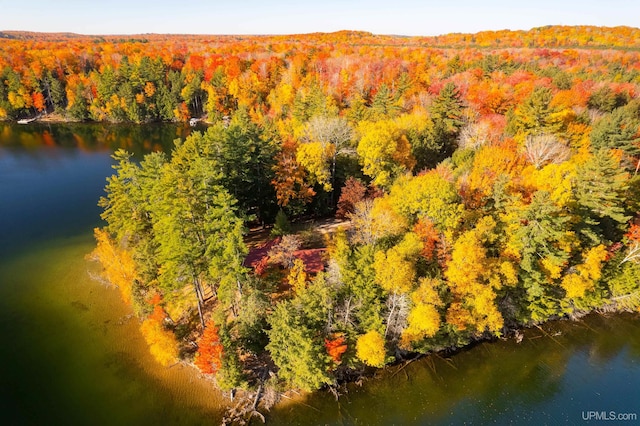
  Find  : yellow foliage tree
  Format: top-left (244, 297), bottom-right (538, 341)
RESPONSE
top-left (90, 228), bottom-right (137, 305)
top-left (288, 258), bottom-right (308, 294)
top-left (357, 120), bottom-right (415, 188)
top-left (400, 278), bottom-right (443, 348)
top-left (356, 330), bottom-right (386, 367)
top-left (561, 245), bottom-right (607, 299)
top-left (521, 161), bottom-right (577, 209)
top-left (296, 141), bottom-right (335, 191)
top-left (349, 197), bottom-right (408, 246)
top-left (388, 171), bottom-right (463, 234)
top-left (461, 141), bottom-right (525, 209)
top-left (444, 217), bottom-right (511, 335)
top-left (373, 232), bottom-right (422, 294)
top-left (140, 305), bottom-right (179, 367)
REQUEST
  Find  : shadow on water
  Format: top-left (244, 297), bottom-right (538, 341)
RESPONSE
top-left (0, 236), bottom-right (226, 425)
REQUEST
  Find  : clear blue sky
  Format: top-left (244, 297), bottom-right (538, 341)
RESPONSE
top-left (0, 0), bottom-right (638, 36)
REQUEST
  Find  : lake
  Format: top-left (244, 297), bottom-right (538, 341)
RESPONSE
top-left (1, 122), bottom-right (639, 425)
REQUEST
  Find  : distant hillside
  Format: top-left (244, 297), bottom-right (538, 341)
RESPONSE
top-left (416, 25), bottom-right (640, 49)
top-left (1, 25), bottom-right (639, 49)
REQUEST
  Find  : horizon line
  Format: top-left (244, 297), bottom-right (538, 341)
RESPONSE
top-left (2, 24), bottom-right (639, 39)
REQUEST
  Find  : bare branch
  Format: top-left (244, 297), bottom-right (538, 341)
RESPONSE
top-left (524, 134), bottom-right (571, 169)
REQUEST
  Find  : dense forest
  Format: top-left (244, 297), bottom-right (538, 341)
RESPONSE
top-left (4, 27), bottom-right (640, 397)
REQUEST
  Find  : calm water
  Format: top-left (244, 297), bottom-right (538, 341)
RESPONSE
top-left (1, 122), bottom-right (639, 425)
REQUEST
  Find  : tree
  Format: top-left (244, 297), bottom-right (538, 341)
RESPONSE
top-left (425, 82), bottom-right (466, 164)
top-left (370, 84), bottom-right (400, 119)
top-left (590, 101), bottom-right (640, 158)
top-left (349, 198), bottom-right (408, 246)
top-left (144, 133), bottom-right (248, 324)
top-left (325, 335), bottom-right (348, 365)
top-left (302, 115), bottom-right (354, 200)
top-left (139, 301), bottom-right (179, 367)
top-left (357, 120), bottom-right (415, 188)
top-left (296, 141), bottom-right (335, 191)
top-left (288, 258), bottom-right (308, 293)
top-left (400, 278), bottom-right (443, 349)
top-left (413, 218), bottom-right (440, 261)
top-left (266, 284), bottom-right (333, 391)
top-left (373, 232), bottom-right (422, 295)
top-left (195, 320), bottom-right (224, 374)
top-left (271, 209), bottom-right (291, 236)
top-left (199, 111), bottom-right (278, 223)
top-left (90, 228), bottom-right (138, 306)
top-left (561, 245), bottom-right (607, 299)
top-left (336, 177), bottom-right (367, 219)
top-left (339, 243), bottom-right (386, 333)
top-left (356, 330), bottom-right (386, 367)
top-left (430, 82), bottom-right (465, 134)
top-left (573, 150), bottom-right (631, 244)
top-left (272, 139), bottom-right (316, 211)
top-left (268, 234), bottom-right (303, 268)
top-left (524, 134), bottom-right (571, 169)
top-left (444, 216), bottom-right (507, 335)
top-left (388, 171), bottom-right (462, 233)
top-left (509, 86), bottom-right (565, 138)
top-left (587, 86), bottom-right (619, 113)
top-left (502, 191), bottom-right (574, 321)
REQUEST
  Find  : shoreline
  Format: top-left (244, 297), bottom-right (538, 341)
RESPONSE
top-left (2, 113), bottom-right (211, 126)
top-left (220, 308), bottom-right (639, 423)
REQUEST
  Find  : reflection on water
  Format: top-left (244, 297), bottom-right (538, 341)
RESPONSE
top-left (0, 121), bottom-right (198, 156)
top-left (1, 122), bottom-right (639, 425)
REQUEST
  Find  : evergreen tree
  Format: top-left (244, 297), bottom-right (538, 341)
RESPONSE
top-left (67, 83), bottom-right (89, 121)
top-left (509, 86), bottom-right (564, 137)
top-left (199, 109), bottom-right (278, 223)
top-left (430, 82), bottom-right (465, 134)
top-left (341, 244), bottom-right (385, 334)
top-left (370, 84), bottom-right (399, 119)
top-left (427, 82), bottom-right (465, 163)
top-left (504, 191), bottom-right (572, 322)
top-left (590, 100), bottom-right (640, 158)
top-left (588, 86), bottom-right (618, 113)
top-left (145, 134), bottom-right (248, 325)
top-left (266, 289), bottom-right (333, 391)
top-left (573, 150), bottom-right (631, 244)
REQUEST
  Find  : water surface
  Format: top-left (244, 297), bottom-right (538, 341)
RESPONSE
top-left (1, 122), bottom-right (639, 425)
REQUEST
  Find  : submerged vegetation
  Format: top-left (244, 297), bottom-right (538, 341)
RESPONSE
top-left (6, 27), bottom-right (640, 400)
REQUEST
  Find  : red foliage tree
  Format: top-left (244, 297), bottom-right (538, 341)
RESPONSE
top-left (336, 176), bottom-right (367, 219)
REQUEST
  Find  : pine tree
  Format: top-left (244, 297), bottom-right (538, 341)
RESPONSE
top-left (430, 82), bottom-right (465, 134)
top-left (574, 150), bottom-right (630, 244)
top-left (266, 299), bottom-right (333, 391)
top-left (370, 84), bottom-right (399, 119)
top-left (510, 86), bottom-right (564, 137)
top-left (428, 82), bottom-right (465, 162)
top-left (590, 100), bottom-right (640, 158)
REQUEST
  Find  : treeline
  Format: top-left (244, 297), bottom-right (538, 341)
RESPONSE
top-left (93, 84), bottom-right (640, 396)
top-left (1, 26), bottom-right (640, 124)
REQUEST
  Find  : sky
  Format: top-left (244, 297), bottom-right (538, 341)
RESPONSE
top-left (0, 0), bottom-right (638, 36)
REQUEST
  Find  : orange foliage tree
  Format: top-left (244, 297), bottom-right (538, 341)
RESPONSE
top-left (195, 320), bottom-right (224, 375)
